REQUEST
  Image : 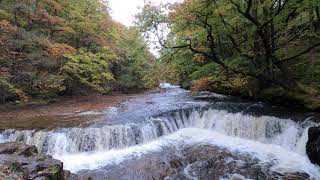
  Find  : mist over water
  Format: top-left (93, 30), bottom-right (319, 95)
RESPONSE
top-left (1, 84), bottom-right (319, 178)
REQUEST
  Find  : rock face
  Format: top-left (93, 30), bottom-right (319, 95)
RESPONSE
top-left (0, 142), bottom-right (66, 180)
top-left (306, 126), bottom-right (320, 166)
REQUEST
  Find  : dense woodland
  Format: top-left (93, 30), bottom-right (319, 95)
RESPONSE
top-left (137, 0), bottom-right (320, 110)
top-left (1, 0), bottom-right (320, 110)
top-left (0, 0), bottom-right (155, 103)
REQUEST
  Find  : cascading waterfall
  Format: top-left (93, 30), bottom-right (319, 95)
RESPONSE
top-left (0, 122), bottom-right (167, 155)
top-left (0, 107), bottom-right (318, 157)
top-left (186, 109), bottom-right (317, 155)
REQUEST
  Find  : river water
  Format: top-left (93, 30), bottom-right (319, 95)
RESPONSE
top-left (1, 84), bottom-right (320, 179)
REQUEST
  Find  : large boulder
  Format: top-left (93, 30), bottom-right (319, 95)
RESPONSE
top-left (306, 126), bottom-right (320, 166)
top-left (0, 142), bottom-right (67, 180)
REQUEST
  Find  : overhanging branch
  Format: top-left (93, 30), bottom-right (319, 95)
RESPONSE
top-left (277, 42), bottom-right (320, 64)
top-left (230, 0), bottom-right (261, 26)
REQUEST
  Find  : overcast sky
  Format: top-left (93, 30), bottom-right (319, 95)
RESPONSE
top-left (109, 0), bottom-right (182, 27)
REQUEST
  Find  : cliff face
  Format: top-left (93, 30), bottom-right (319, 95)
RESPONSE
top-left (0, 142), bottom-right (78, 180)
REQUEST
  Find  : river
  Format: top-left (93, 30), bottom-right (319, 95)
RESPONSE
top-left (1, 84), bottom-right (320, 179)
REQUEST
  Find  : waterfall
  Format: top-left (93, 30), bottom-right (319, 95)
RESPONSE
top-left (1, 122), bottom-right (162, 155)
top-left (187, 109), bottom-right (316, 155)
top-left (0, 107), bottom-right (317, 157)
top-left (159, 82), bottom-right (180, 89)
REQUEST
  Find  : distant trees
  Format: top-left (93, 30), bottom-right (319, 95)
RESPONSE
top-left (0, 0), bottom-right (155, 103)
top-left (137, 0), bottom-right (320, 109)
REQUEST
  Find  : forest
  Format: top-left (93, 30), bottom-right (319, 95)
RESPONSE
top-left (0, 0), bottom-right (155, 104)
top-left (1, 0), bottom-right (320, 110)
top-left (137, 0), bottom-right (320, 110)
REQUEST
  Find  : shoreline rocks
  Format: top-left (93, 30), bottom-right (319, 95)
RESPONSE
top-left (0, 142), bottom-right (79, 180)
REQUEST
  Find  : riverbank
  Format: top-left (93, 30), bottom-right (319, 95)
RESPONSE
top-left (0, 93), bottom-right (132, 130)
top-left (191, 85), bottom-right (320, 112)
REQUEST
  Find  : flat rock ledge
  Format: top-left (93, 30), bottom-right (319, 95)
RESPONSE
top-left (0, 142), bottom-right (79, 180)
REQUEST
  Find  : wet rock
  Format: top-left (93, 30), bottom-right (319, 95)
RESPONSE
top-left (0, 142), bottom-right (38, 157)
top-left (180, 145), bottom-right (311, 180)
top-left (192, 91), bottom-right (228, 101)
top-left (78, 143), bottom-right (311, 180)
top-left (0, 142), bottom-right (79, 180)
top-left (306, 126), bottom-right (320, 166)
top-left (271, 171), bottom-right (310, 180)
top-left (78, 146), bottom-right (181, 180)
top-left (64, 170), bottom-right (82, 180)
top-left (146, 101), bottom-right (154, 104)
top-left (180, 145), bottom-right (271, 179)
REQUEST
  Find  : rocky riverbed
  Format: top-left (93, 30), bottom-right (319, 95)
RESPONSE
top-left (78, 143), bottom-right (311, 180)
top-left (0, 85), bottom-right (320, 179)
top-left (1, 140), bottom-right (312, 180)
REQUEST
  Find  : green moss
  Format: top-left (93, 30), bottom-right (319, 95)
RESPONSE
top-left (46, 165), bottom-right (60, 174)
top-left (192, 91), bottom-right (200, 96)
top-left (37, 165), bottom-right (62, 180)
top-left (10, 162), bottom-right (28, 179)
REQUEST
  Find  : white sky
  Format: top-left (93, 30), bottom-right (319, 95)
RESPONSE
top-left (109, 0), bottom-right (182, 27)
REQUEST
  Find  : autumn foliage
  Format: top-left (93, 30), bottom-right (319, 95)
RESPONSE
top-left (0, 0), bottom-right (154, 103)
top-left (137, 0), bottom-right (320, 109)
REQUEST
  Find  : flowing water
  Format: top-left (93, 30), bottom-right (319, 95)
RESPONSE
top-left (1, 84), bottom-right (320, 179)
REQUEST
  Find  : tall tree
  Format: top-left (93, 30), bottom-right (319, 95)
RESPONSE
top-left (137, 0), bottom-right (320, 109)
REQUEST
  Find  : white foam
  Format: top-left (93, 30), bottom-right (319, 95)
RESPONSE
top-left (77, 107), bottom-right (119, 116)
top-left (77, 111), bottom-right (104, 116)
top-left (180, 128), bottom-right (320, 177)
top-left (57, 135), bottom-right (179, 173)
top-left (159, 82), bottom-right (180, 89)
top-left (0, 134), bottom-right (4, 143)
top-left (57, 128), bottom-right (320, 178)
top-left (188, 109), bottom-right (317, 155)
top-left (103, 107), bottom-right (118, 114)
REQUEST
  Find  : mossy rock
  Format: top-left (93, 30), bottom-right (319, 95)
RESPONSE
top-left (0, 142), bottom-right (64, 180)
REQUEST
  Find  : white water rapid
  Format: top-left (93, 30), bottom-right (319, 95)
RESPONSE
top-left (0, 85), bottom-right (319, 178)
top-left (0, 108), bottom-right (316, 155)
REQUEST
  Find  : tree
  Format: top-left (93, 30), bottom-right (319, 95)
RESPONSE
top-left (137, 0), bottom-right (320, 109)
top-left (63, 48), bottom-right (115, 93)
top-left (0, 0), bottom-right (155, 103)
